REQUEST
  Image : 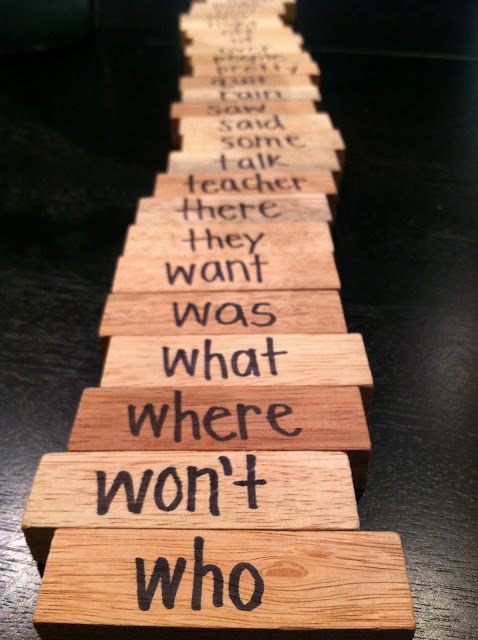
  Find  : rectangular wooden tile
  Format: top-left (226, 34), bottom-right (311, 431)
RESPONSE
top-left (99, 290), bottom-right (347, 337)
top-left (23, 450), bottom-right (358, 563)
top-left (111, 249), bottom-right (340, 293)
top-left (122, 221), bottom-right (334, 257)
top-left (188, 60), bottom-right (319, 77)
top-left (184, 51), bottom-right (316, 70)
top-left (180, 15), bottom-right (286, 30)
top-left (69, 385), bottom-right (370, 487)
top-left (180, 83), bottom-right (319, 103)
top-left (136, 193), bottom-right (333, 224)
top-left (167, 147), bottom-right (340, 173)
top-left (153, 170), bottom-right (337, 199)
top-left (170, 99), bottom-right (317, 119)
top-left (179, 75), bottom-right (316, 92)
top-left (185, 43), bottom-right (305, 56)
top-left (179, 110), bottom-right (333, 134)
top-left (34, 529), bottom-right (415, 639)
top-left (101, 334), bottom-right (373, 391)
top-left (184, 29), bottom-right (303, 48)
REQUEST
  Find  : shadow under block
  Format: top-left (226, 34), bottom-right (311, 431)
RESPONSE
top-left (69, 385), bottom-right (370, 488)
top-left (100, 334), bottom-right (373, 392)
top-left (33, 530), bottom-right (415, 639)
top-left (167, 147), bottom-right (340, 173)
top-left (23, 450), bottom-right (358, 564)
top-left (121, 221), bottom-right (334, 257)
top-left (111, 249), bottom-right (340, 293)
top-left (99, 290), bottom-right (347, 337)
top-left (136, 193), bottom-right (333, 224)
top-left (153, 170), bottom-right (337, 200)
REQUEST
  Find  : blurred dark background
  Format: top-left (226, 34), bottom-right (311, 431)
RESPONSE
top-left (1, 2), bottom-right (477, 639)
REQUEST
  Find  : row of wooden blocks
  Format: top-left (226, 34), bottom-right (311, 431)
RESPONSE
top-left (23, 1), bottom-right (416, 638)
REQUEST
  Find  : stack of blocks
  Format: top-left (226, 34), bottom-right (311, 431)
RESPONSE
top-left (23, 1), bottom-right (416, 638)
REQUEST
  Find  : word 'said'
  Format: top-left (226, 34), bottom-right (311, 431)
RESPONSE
top-left (23, 1), bottom-right (415, 638)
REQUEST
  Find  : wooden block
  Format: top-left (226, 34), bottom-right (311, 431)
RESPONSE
top-left (185, 51), bottom-right (316, 69)
top-left (183, 29), bottom-right (303, 48)
top-left (180, 83), bottom-right (319, 102)
top-left (180, 15), bottom-right (286, 31)
top-left (101, 334), bottom-right (373, 392)
top-left (99, 290), bottom-right (347, 337)
top-left (135, 193), bottom-right (333, 224)
top-left (122, 221), bottom-right (334, 257)
top-left (167, 147), bottom-right (340, 173)
top-left (189, 60), bottom-right (319, 77)
top-left (170, 100), bottom-right (317, 120)
top-left (111, 249), bottom-right (340, 293)
top-left (185, 44), bottom-right (305, 56)
top-left (180, 75), bottom-right (317, 92)
top-left (34, 529), bottom-right (415, 639)
top-left (170, 101), bottom-right (319, 145)
top-left (153, 169), bottom-right (337, 199)
top-left (23, 450), bottom-right (358, 563)
top-left (179, 124), bottom-right (344, 157)
top-left (69, 385), bottom-right (370, 487)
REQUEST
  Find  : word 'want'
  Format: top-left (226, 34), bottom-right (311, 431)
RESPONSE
top-left (166, 255), bottom-right (267, 286)
top-left (97, 454), bottom-right (266, 516)
top-left (162, 337), bottom-right (287, 380)
top-left (136, 536), bottom-right (264, 611)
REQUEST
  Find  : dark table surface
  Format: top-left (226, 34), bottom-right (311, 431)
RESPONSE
top-left (1, 3), bottom-right (477, 639)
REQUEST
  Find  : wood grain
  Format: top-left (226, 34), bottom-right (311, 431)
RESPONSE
top-left (69, 385), bottom-right (370, 487)
top-left (34, 529), bottom-right (415, 637)
top-left (153, 169), bottom-right (337, 199)
top-left (100, 334), bottom-right (373, 390)
top-left (111, 250), bottom-right (341, 293)
top-left (135, 193), bottom-right (333, 224)
top-left (23, 451), bottom-right (358, 563)
top-left (122, 221), bottom-right (334, 257)
top-left (99, 290), bottom-right (347, 337)
top-left (167, 148), bottom-right (340, 173)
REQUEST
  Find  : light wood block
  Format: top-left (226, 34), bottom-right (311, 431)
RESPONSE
top-left (185, 51), bottom-right (316, 70)
top-left (180, 75), bottom-right (316, 92)
top-left (185, 42), bottom-right (304, 55)
top-left (180, 83), bottom-right (319, 102)
top-left (122, 221), bottom-right (334, 257)
top-left (167, 147), bottom-right (340, 173)
top-left (101, 334), bottom-right (373, 392)
top-left (188, 58), bottom-right (319, 76)
top-left (180, 15), bottom-right (285, 30)
top-left (34, 529), bottom-right (415, 639)
top-left (135, 193), bottom-right (333, 224)
top-left (179, 110), bottom-right (332, 133)
top-left (111, 249), bottom-right (340, 293)
top-left (69, 385), bottom-right (370, 487)
top-left (23, 450), bottom-right (358, 563)
top-left (171, 99), bottom-right (317, 119)
top-left (99, 290), bottom-right (347, 337)
top-left (153, 169), bottom-right (337, 199)
top-left (179, 125), bottom-right (344, 156)
top-left (184, 29), bottom-right (303, 47)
